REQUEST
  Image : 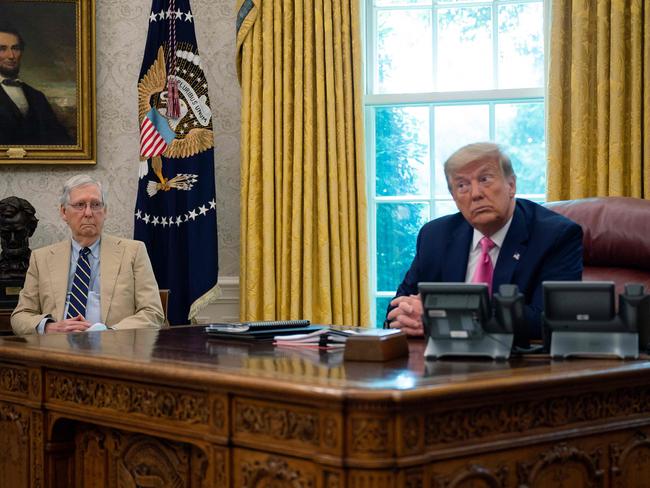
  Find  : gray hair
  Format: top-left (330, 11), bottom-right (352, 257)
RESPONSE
top-left (59, 175), bottom-right (107, 207)
top-left (443, 142), bottom-right (515, 190)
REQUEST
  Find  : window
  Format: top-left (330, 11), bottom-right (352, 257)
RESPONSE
top-left (365, 0), bottom-right (546, 326)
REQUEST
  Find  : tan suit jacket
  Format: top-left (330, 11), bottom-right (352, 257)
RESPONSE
top-left (11, 234), bottom-right (164, 335)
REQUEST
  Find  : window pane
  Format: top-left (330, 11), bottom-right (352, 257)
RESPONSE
top-left (498, 3), bottom-right (544, 88)
top-left (377, 9), bottom-right (432, 93)
top-left (376, 296), bottom-right (393, 327)
top-left (376, 202), bottom-right (429, 291)
top-left (433, 104), bottom-right (489, 196)
top-left (434, 199), bottom-right (457, 218)
top-left (437, 6), bottom-right (492, 90)
top-left (495, 102), bottom-right (545, 194)
top-left (375, 106), bottom-right (430, 197)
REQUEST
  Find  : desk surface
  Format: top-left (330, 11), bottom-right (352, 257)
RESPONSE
top-left (1, 325), bottom-right (649, 402)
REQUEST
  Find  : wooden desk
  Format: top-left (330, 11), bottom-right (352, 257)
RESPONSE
top-left (1, 327), bottom-right (650, 487)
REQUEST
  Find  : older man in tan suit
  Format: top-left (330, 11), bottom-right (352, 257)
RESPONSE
top-left (11, 175), bottom-right (163, 335)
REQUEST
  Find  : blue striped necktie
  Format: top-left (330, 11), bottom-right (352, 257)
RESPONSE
top-left (67, 247), bottom-right (91, 319)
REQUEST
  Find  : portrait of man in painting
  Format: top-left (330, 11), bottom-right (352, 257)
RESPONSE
top-left (0, 1), bottom-right (77, 146)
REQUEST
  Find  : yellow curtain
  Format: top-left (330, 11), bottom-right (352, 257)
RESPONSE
top-left (547, 0), bottom-right (650, 200)
top-left (236, 0), bottom-right (370, 326)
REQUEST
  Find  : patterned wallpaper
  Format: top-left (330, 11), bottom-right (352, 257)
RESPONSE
top-left (0, 0), bottom-right (241, 277)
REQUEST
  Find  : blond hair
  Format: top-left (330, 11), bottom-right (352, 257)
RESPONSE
top-left (443, 142), bottom-right (514, 190)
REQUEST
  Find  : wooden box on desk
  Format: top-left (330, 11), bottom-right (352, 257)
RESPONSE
top-left (343, 329), bottom-right (408, 361)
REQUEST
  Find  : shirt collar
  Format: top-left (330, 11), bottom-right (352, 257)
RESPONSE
top-left (71, 237), bottom-right (101, 258)
top-left (471, 214), bottom-right (514, 251)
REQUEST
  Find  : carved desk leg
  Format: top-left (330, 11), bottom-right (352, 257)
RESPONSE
top-left (0, 363), bottom-right (44, 488)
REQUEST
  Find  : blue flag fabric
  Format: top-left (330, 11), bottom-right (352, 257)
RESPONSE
top-left (135, 0), bottom-right (219, 325)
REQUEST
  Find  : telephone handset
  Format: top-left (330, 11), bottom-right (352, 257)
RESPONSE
top-left (486, 284), bottom-right (528, 347)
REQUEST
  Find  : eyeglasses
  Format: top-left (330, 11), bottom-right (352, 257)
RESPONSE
top-left (68, 202), bottom-right (105, 212)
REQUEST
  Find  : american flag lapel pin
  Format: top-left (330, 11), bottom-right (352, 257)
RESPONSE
top-left (513, 253), bottom-right (520, 261)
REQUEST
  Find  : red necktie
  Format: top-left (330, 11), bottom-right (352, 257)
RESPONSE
top-left (472, 236), bottom-right (496, 294)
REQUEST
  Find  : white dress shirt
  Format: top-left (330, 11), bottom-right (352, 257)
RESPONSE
top-left (0, 75), bottom-right (29, 115)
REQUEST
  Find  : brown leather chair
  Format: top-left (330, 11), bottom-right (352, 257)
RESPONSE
top-left (545, 197), bottom-right (650, 296)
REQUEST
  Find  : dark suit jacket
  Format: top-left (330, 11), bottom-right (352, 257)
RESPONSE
top-left (392, 199), bottom-right (583, 338)
top-left (0, 82), bottom-right (72, 145)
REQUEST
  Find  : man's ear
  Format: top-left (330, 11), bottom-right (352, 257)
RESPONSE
top-left (507, 175), bottom-right (516, 198)
top-left (59, 205), bottom-right (68, 223)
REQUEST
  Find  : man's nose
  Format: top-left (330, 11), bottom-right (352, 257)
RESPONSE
top-left (469, 180), bottom-right (483, 199)
top-left (83, 205), bottom-right (94, 216)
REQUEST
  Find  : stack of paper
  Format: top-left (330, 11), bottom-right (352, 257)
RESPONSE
top-left (274, 328), bottom-right (353, 348)
top-left (274, 327), bottom-right (401, 349)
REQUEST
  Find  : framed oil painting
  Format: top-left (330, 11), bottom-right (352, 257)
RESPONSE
top-left (0, 0), bottom-right (95, 164)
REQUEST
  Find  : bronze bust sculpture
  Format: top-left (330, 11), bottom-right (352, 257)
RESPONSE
top-left (0, 196), bottom-right (38, 281)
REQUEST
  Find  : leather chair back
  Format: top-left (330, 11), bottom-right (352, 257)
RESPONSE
top-left (545, 197), bottom-right (650, 296)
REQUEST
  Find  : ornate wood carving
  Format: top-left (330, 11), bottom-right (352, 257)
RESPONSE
top-left (191, 446), bottom-right (209, 488)
top-left (432, 464), bottom-right (508, 488)
top-left (234, 398), bottom-right (320, 446)
top-left (610, 431), bottom-right (650, 487)
top-left (117, 435), bottom-right (189, 487)
top-left (403, 414), bottom-right (422, 452)
top-left (76, 427), bottom-right (108, 485)
top-left (350, 417), bottom-right (390, 454)
top-left (75, 425), bottom-right (208, 488)
top-left (213, 448), bottom-right (228, 488)
top-left (0, 402), bottom-right (29, 436)
top-left (322, 415), bottom-right (340, 450)
top-left (29, 369), bottom-right (41, 399)
top-left (46, 372), bottom-right (208, 425)
top-left (212, 395), bottom-right (226, 432)
top-left (0, 364), bottom-right (28, 396)
top-left (0, 403), bottom-right (30, 488)
top-left (240, 456), bottom-right (315, 488)
top-left (323, 469), bottom-right (343, 488)
top-left (31, 410), bottom-right (43, 488)
top-left (348, 470), bottom-right (395, 487)
top-left (404, 468), bottom-right (424, 488)
top-left (425, 385), bottom-right (650, 446)
top-left (517, 443), bottom-right (603, 487)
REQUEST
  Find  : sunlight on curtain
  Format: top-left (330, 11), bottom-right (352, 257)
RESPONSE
top-left (236, 0), bottom-right (370, 326)
top-left (547, 0), bottom-right (649, 200)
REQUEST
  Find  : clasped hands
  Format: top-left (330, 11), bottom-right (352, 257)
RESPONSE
top-left (45, 315), bottom-right (91, 333)
top-left (386, 294), bottom-right (424, 337)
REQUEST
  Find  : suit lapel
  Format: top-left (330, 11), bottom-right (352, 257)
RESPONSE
top-left (493, 204), bottom-right (529, 291)
top-left (47, 240), bottom-right (71, 321)
top-left (100, 235), bottom-right (124, 323)
top-left (442, 221), bottom-right (473, 282)
top-left (0, 86), bottom-right (24, 121)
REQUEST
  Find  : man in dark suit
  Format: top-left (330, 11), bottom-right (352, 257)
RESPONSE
top-left (0, 25), bottom-right (72, 145)
top-left (386, 142), bottom-right (583, 339)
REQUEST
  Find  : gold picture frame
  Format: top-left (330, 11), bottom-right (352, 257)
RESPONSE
top-left (0, 0), bottom-right (95, 164)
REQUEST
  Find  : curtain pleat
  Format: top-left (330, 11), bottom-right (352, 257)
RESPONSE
top-left (547, 0), bottom-right (649, 200)
top-left (237, 0), bottom-right (370, 326)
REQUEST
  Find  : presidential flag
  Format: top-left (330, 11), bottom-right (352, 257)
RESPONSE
top-left (135, 0), bottom-right (219, 325)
